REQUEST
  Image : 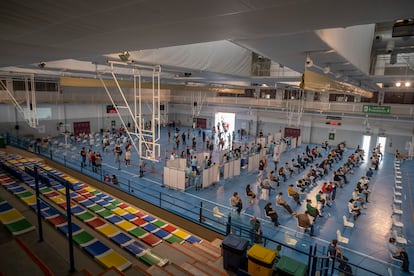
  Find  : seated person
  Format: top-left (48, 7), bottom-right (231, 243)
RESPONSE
top-left (366, 167), bottom-right (374, 179)
top-left (230, 192), bottom-right (243, 215)
top-left (264, 202), bottom-right (280, 226)
top-left (352, 188), bottom-right (367, 208)
top-left (287, 184), bottom-right (301, 205)
top-left (291, 158), bottom-right (302, 172)
top-left (269, 170), bottom-right (280, 187)
top-left (284, 162), bottom-right (294, 177)
top-left (104, 173), bottom-right (111, 182)
top-left (316, 190), bottom-right (327, 210)
top-left (296, 178), bottom-right (309, 193)
top-left (111, 174), bottom-right (119, 185)
top-left (388, 237), bottom-right (410, 272)
top-left (276, 192), bottom-right (296, 215)
top-left (356, 182), bottom-right (370, 202)
top-left (333, 171), bottom-right (344, 188)
top-left (261, 178), bottom-right (275, 191)
top-left (296, 211), bottom-right (315, 236)
top-left (348, 199), bottom-right (361, 221)
top-left (246, 184), bottom-right (256, 200)
top-left (306, 199), bottom-right (323, 221)
top-left (278, 167), bottom-right (287, 182)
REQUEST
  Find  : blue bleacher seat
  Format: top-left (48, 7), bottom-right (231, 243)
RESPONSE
top-left (70, 206), bottom-right (85, 215)
top-left (79, 199), bottom-right (95, 207)
top-left (142, 223), bottom-right (157, 233)
top-left (142, 215), bottom-right (156, 223)
top-left (110, 232), bottom-right (133, 246)
top-left (10, 186), bottom-right (26, 194)
top-left (83, 240), bottom-right (111, 257)
top-left (124, 241), bottom-right (145, 256)
top-left (107, 215), bottom-right (123, 224)
top-left (122, 213), bottom-right (136, 221)
top-left (30, 201), bottom-right (49, 211)
top-left (57, 222), bottom-right (82, 235)
top-left (186, 236), bottom-right (202, 244)
top-left (41, 207), bottom-right (60, 218)
top-left (152, 229), bottom-right (170, 239)
top-left (0, 202), bottom-right (13, 213)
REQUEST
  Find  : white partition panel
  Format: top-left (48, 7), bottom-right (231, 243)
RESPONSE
top-left (224, 163), bottom-right (230, 179)
top-left (179, 158), bottom-right (186, 169)
top-left (233, 159), bottom-right (240, 176)
top-left (163, 167), bottom-right (170, 187)
top-left (176, 170), bottom-right (186, 191)
top-left (170, 169), bottom-right (178, 189)
top-left (291, 137), bottom-right (297, 149)
top-left (203, 169), bottom-right (210, 188)
top-left (229, 160), bottom-right (234, 177)
top-left (297, 135), bottom-right (302, 147)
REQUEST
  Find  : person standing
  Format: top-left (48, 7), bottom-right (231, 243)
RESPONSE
top-left (250, 216), bottom-right (263, 243)
top-left (80, 147), bottom-right (86, 168)
top-left (124, 149), bottom-right (131, 166)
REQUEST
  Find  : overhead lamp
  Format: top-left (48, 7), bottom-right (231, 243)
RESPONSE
top-left (305, 53), bottom-right (313, 67)
top-left (323, 65), bottom-right (331, 74)
top-left (404, 81), bottom-right (411, 87)
top-left (119, 51), bottom-right (130, 62)
top-left (396, 81), bottom-right (402, 87)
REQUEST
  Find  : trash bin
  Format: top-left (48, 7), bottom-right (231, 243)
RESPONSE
top-left (222, 234), bottom-right (249, 272)
top-left (247, 244), bottom-right (276, 276)
top-left (0, 136), bottom-right (5, 148)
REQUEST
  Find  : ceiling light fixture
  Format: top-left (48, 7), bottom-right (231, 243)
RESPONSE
top-left (323, 65), bottom-right (331, 74)
top-left (119, 51), bottom-right (130, 62)
top-left (305, 53), bottom-right (313, 67)
top-left (404, 81), bottom-right (411, 87)
top-left (395, 81), bottom-right (401, 87)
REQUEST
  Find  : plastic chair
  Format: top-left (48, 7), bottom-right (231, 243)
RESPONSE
top-left (393, 194), bottom-right (402, 205)
top-left (284, 231), bottom-right (297, 246)
top-left (213, 206), bottom-right (224, 218)
top-left (392, 229), bottom-right (407, 245)
top-left (343, 215), bottom-right (354, 230)
top-left (392, 216), bottom-right (404, 229)
top-left (393, 187), bottom-right (402, 197)
top-left (392, 204), bottom-right (403, 215)
top-left (336, 229), bottom-right (349, 244)
top-left (395, 180), bottom-right (403, 190)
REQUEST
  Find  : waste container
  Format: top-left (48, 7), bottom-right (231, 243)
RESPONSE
top-left (222, 234), bottom-right (249, 272)
top-left (247, 244), bottom-right (276, 276)
top-left (0, 136), bottom-right (5, 148)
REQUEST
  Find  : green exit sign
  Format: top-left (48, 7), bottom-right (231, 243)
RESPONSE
top-left (362, 105), bottom-right (391, 114)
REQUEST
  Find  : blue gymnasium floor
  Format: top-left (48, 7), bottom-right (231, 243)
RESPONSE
top-left (34, 127), bottom-right (413, 275)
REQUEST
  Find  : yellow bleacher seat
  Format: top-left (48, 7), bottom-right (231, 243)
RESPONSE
top-left (0, 209), bottom-right (23, 223)
top-left (96, 250), bottom-right (132, 271)
top-left (116, 221), bottom-right (136, 232)
top-left (173, 229), bottom-right (190, 240)
top-left (124, 206), bottom-right (138, 214)
top-left (112, 208), bottom-right (128, 216)
top-left (95, 224), bottom-right (120, 237)
top-left (21, 195), bottom-right (36, 206)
